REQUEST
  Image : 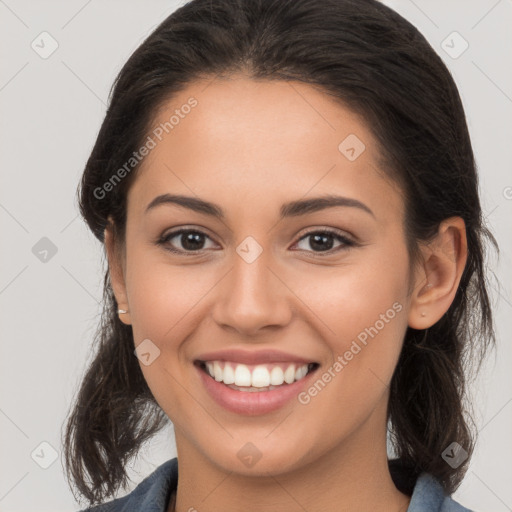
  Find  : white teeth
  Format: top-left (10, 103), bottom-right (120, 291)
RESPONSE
top-left (270, 366), bottom-right (284, 385)
top-left (251, 365), bottom-right (270, 388)
top-left (296, 365), bottom-right (308, 380)
top-left (223, 363), bottom-right (235, 384)
top-left (203, 361), bottom-right (312, 389)
top-left (213, 361), bottom-right (223, 382)
top-left (284, 365), bottom-right (296, 384)
top-left (234, 364), bottom-right (252, 386)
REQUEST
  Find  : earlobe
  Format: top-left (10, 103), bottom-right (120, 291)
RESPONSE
top-left (104, 220), bottom-right (132, 325)
top-left (408, 217), bottom-right (467, 330)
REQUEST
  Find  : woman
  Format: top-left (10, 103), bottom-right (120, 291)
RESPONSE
top-left (64, 0), bottom-right (497, 511)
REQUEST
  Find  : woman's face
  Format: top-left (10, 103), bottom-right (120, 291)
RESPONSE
top-left (109, 75), bottom-right (420, 475)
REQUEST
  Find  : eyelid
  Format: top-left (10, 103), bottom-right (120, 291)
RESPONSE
top-left (295, 226), bottom-right (356, 244)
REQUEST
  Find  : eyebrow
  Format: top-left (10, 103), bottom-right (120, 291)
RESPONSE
top-left (145, 193), bottom-right (375, 219)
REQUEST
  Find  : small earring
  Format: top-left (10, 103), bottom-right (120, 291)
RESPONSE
top-left (118, 309), bottom-right (128, 314)
top-left (425, 282), bottom-right (433, 289)
top-left (420, 311), bottom-right (426, 317)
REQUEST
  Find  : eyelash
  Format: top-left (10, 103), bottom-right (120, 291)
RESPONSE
top-left (156, 227), bottom-right (357, 256)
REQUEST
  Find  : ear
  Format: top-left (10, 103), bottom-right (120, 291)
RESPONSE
top-left (104, 218), bottom-right (132, 326)
top-left (408, 217), bottom-right (468, 329)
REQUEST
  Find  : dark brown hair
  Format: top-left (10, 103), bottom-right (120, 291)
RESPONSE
top-left (63, 0), bottom-right (498, 505)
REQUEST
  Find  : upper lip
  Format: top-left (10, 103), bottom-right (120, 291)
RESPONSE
top-left (195, 348), bottom-right (317, 365)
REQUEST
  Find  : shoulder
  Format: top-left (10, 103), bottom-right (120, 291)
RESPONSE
top-left (409, 472), bottom-right (473, 512)
top-left (76, 458), bottom-right (178, 512)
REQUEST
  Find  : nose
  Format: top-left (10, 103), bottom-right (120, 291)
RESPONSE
top-left (211, 246), bottom-right (293, 338)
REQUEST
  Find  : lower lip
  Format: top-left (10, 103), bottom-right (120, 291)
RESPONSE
top-left (197, 365), bottom-right (317, 416)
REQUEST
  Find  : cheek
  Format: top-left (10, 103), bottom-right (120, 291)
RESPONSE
top-left (301, 245), bottom-right (409, 350)
top-left (296, 242), bottom-right (410, 403)
top-left (123, 247), bottom-right (223, 423)
top-left (125, 244), bottom-right (216, 342)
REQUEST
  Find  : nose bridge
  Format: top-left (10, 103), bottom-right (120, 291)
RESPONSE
top-left (212, 236), bottom-right (292, 333)
top-left (230, 238), bottom-right (278, 308)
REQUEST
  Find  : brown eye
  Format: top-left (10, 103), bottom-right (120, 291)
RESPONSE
top-left (158, 229), bottom-right (217, 254)
top-left (293, 230), bottom-right (356, 254)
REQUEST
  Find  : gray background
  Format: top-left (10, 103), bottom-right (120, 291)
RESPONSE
top-left (0, 0), bottom-right (511, 510)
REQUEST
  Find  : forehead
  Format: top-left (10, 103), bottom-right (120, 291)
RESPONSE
top-left (127, 75), bottom-right (403, 224)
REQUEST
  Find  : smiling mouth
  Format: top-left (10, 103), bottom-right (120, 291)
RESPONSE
top-left (195, 360), bottom-right (319, 392)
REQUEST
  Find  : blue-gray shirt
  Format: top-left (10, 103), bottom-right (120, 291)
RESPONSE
top-left (79, 458), bottom-right (472, 511)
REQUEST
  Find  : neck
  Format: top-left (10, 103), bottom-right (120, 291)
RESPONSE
top-left (169, 402), bottom-right (411, 512)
